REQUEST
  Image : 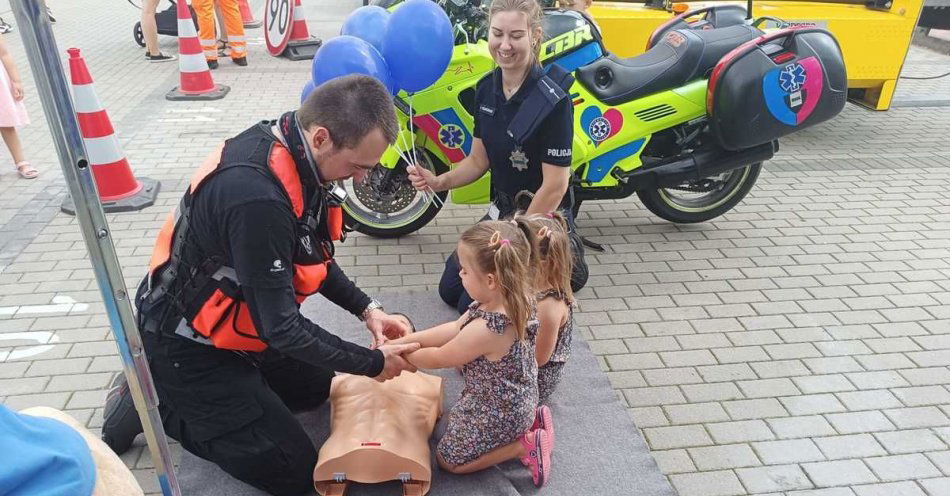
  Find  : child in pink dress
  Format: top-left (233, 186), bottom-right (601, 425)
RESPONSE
top-left (0, 35), bottom-right (38, 179)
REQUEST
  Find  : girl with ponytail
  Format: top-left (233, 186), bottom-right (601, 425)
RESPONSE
top-left (388, 219), bottom-right (554, 487)
top-left (516, 212), bottom-right (576, 406)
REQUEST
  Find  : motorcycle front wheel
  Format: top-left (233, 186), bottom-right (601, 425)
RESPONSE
top-left (636, 163), bottom-right (761, 224)
top-left (341, 149), bottom-right (449, 238)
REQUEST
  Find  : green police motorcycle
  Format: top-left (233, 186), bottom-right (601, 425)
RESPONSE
top-left (342, 1), bottom-right (847, 237)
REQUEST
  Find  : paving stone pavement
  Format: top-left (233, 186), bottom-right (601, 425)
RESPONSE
top-left (0, 1), bottom-right (949, 495)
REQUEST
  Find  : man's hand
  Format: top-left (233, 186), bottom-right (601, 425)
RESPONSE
top-left (365, 309), bottom-right (413, 348)
top-left (373, 342), bottom-right (420, 382)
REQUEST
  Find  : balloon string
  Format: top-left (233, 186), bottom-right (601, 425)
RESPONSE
top-left (396, 120), bottom-right (427, 204)
top-left (406, 94), bottom-right (443, 209)
top-left (408, 94), bottom-right (419, 168)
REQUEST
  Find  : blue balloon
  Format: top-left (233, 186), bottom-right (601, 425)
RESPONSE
top-left (300, 80), bottom-right (315, 104)
top-left (382, 0), bottom-right (453, 93)
top-left (311, 35), bottom-right (395, 95)
top-left (341, 6), bottom-right (390, 54)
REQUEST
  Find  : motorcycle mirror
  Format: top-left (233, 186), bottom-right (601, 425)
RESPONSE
top-left (747, 0), bottom-right (753, 20)
top-left (454, 22), bottom-right (471, 55)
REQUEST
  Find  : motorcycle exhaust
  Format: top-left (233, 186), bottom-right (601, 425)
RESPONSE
top-left (623, 140), bottom-right (778, 192)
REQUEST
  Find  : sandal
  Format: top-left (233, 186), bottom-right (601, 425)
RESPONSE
top-left (530, 405), bottom-right (554, 450)
top-left (15, 161), bottom-right (38, 179)
top-left (518, 429), bottom-right (551, 487)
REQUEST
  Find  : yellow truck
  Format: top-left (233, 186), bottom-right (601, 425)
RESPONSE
top-left (590, 0), bottom-right (926, 109)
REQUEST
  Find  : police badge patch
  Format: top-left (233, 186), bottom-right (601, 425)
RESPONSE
top-left (510, 147), bottom-right (528, 171)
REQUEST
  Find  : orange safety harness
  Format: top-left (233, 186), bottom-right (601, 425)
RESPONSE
top-left (143, 123), bottom-right (343, 351)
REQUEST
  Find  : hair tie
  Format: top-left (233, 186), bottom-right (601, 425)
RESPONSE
top-left (538, 226), bottom-right (552, 239)
top-left (489, 230), bottom-right (510, 249)
top-left (545, 212), bottom-right (555, 219)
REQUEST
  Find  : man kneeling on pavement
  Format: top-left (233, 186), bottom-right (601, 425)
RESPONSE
top-left (101, 75), bottom-right (419, 495)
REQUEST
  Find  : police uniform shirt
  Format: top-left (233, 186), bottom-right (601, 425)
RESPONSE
top-left (473, 65), bottom-right (573, 204)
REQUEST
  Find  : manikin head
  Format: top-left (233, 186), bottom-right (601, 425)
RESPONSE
top-left (457, 219), bottom-right (536, 341)
top-left (488, 0), bottom-right (544, 74)
top-left (515, 212), bottom-right (574, 299)
top-left (298, 75), bottom-right (398, 184)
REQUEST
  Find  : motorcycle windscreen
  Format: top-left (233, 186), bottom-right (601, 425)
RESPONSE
top-left (707, 28), bottom-right (847, 151)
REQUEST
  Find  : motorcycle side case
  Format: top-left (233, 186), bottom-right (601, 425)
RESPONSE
top-left (707, 28), bottom-right (847, 151)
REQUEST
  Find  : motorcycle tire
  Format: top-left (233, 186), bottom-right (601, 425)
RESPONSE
top-left (343, 149), bottom-right (450, 238)
top-left (636, 163), bottom-right (761, 224)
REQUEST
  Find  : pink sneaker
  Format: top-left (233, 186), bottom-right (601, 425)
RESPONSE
top-left (519, 429), bottom-right (552, 487)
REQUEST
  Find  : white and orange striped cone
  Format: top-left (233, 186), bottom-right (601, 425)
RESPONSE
top-left (63, 48), bottom-right (159, 214)
top-left (166, 0), bottom-right (229, 101)
top-left (238, 0), bottom-right (262, 29)
top-left (283, 0), bottom-right (321, 61)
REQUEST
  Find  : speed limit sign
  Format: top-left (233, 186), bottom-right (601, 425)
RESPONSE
top-left (265, 0), bottom-right (294, 56)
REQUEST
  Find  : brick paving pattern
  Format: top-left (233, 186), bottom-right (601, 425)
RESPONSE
top-left (0, 1), bottom-right (948, 494)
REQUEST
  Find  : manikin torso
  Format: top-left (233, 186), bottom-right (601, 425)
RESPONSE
top-left (313, 371), bottom-right (443, 496)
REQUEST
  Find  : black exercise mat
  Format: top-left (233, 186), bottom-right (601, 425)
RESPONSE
top-left (177, 291), bottom-right (675, 496)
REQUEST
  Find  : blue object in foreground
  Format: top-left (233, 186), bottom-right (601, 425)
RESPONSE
top-left (0, 405), bottom-right (96, 496)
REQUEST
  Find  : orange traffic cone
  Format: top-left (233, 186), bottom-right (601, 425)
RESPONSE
top-left (64, 48), bottom-right (159, 214)
top-left (283, 0), bottom-right (321, 61)
top-left (238, 0), bottom-right (261, 29)
top-left (166, 0), bottom-right (229, 100)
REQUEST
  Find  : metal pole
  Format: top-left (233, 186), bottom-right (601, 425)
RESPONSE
top-left (10, 2), bottom-right (181, 495)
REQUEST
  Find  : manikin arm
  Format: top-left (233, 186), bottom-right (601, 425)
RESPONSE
top-left (405, 320), bottom-right (502, 369)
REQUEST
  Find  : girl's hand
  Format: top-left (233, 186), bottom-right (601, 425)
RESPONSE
top-left (12, 81), bottom-right (23, 101)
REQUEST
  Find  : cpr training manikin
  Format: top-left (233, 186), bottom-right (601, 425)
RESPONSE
top-left (313, 371), bottom-right (444, 496)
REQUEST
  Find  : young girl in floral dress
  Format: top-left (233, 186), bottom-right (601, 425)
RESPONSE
top-left (390, 219), bottom-right (555, 487)
top-left (518, 212), bottom-right (575, 405)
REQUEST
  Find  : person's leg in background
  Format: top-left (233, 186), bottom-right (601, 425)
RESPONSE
top-left (561, 205), bottom-right (589, 293)
top-left (141, 0), bottom-right (175, 62)
top-left (217, 0), bottom-right (247, 66)
top-left (214, 2), bottom-right (229, 57)
top-left (193, 0), bottom-right (219, 68)
top-left (439, 251), bottom-right (474, 314)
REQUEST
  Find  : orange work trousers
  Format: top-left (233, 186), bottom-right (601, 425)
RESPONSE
top-left (194, 0), bottom-right (246, 61)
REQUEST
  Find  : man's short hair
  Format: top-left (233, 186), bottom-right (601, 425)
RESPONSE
top-left (298, 75), bottom-right (398, 149)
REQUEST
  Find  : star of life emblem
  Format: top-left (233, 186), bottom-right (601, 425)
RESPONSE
top-left (510, 147), bottom-right (528, 172)
top-left (588, 117), bottom-right (611, 142)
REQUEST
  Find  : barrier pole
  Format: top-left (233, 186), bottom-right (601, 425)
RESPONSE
top-left (10, 1), bottom-right (181, 495)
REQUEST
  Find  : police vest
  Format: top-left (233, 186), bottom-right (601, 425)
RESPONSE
top-left (145, 123), bottom-right (343, 352)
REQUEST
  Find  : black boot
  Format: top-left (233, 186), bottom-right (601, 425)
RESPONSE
top-left (101, 372), bottom-right (143, 455)
top-left (207, 59), bottom-right (219, 70)
top-left (232, 56), bottom-right (247, 67)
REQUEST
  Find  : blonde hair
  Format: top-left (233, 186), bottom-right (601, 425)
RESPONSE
top-left (558, 0), bottom-right (592, 10)
top-left (516, 212), bottom-right (574, 300)
top-left (460, 219), bottom-right (537, 341)
top-left (489, 0), bottom-right (544, 63)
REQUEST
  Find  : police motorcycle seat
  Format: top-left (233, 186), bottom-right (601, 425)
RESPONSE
top-left (576, 24), bottom-right (762, 107)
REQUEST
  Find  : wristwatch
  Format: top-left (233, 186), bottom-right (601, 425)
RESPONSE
top-left (359, 299), bottom-right (384, 321)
